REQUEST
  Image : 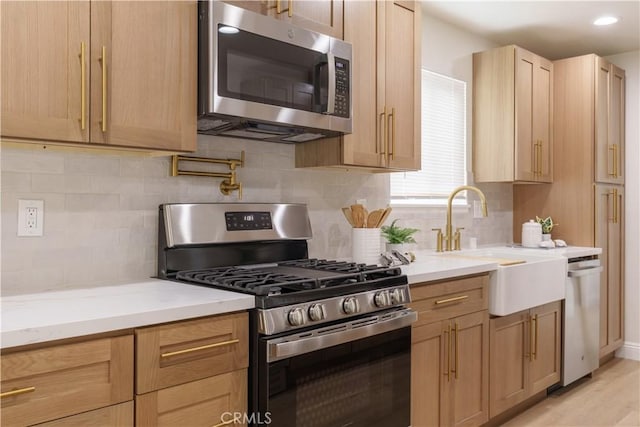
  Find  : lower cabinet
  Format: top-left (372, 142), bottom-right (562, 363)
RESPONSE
top-left (33, 402), bottom-right (133, 427)
top-left (0, 335), bottom-right (134, 426)
top-left (410, 274), bottom-right (490, 427)
top-left (136, 369), bottom-right (247, 427)
top-left (135, 312), bottom-right (249, 427)
top-left (489, 301), bottom-right (561, 417)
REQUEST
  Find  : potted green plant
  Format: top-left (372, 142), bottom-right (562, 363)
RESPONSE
top-left (535, 216), bottom-right (558, 240)
top-left (381, 219), bottom-right (419, 252)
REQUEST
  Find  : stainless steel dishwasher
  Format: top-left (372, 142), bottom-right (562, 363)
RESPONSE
top-left (562, 257), bottom-right (602, 386)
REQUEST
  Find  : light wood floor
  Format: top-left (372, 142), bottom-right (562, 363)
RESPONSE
top-left (502, 358), bottom-right (640, 426)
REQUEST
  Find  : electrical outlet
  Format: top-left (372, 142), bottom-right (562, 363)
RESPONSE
top-left (18, 199), bottom-right (44, 236)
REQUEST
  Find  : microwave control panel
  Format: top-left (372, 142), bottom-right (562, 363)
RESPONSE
top-left (334, 58), bottom-right (350, 118)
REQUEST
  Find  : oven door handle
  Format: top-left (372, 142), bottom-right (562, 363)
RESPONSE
top-left (267, 309), bottom-right (417, 363)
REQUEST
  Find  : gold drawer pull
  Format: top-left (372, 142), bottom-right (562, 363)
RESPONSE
top-left (435, 295), bottom-right (469, 305)
top-left (1, 387), bottom-right (36, 399)
top-left (212, 419), bottom-right (235, 427)
top-left (161, 339), bottom-right (240, 358)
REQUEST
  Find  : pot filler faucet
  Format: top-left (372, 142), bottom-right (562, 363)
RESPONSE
top-left (433, 185), bottom-right (488, 252)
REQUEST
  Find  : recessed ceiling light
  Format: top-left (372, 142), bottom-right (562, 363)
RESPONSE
top-left (593, 16), bottom-right (619, 26)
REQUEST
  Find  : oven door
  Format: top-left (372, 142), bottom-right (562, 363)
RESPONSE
top-left (256, 308), bottom-right (416, 427)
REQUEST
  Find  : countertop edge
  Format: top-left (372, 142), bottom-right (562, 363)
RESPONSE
top-left (405, 263), bottom-right (498, 285)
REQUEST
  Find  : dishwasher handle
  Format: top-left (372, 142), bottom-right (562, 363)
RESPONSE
top-left (568, 266), bottom-right (602, 277)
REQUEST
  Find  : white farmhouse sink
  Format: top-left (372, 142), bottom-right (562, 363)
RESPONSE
top-left (441, 248), bottom-right (567, 316)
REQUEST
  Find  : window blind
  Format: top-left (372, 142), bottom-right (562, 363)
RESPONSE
top-left (390, 70), bottom-right (466, 203)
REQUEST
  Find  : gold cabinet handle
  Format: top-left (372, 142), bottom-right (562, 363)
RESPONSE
top-left (453, 322), bottom-right (459, 379)
top-left (445, 324), bottom-right (451, 381)
top-left (532, 141), bottom-right (537, 176)
top-left (613, 144), bottom-right (619, 177)
top-left (160, 339), bottom-right (240, 358)
top-left (213, 418), bottom-right (235, 427)
top-left (538, 141), bottom-right (543, 175)
top-left (99, 46), bottom-right (107, 132)
top-left (288, 0), bottom-right (293, 17)
top-left (435, 295), bottom-right (468, 305)
top-left (387, 107), bottom-right (396, 160)
top-left (533, 314), bottom-right (538, 360)
top-left (379, 107), bottom-right (387, 155)
top-left (613, 188), bottom-right (619, 224)
top-left (1, 386), bottom-right (36, 399)
top-left (79, 42), bottom-right (86, 130)
top-left (529, 315), bottom-right (536, 361)
top-left (607, 189), bottom-right (616, 223)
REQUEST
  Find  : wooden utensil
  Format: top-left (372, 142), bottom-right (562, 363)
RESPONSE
top-left (342, 207), bottom-right (355, 227)
top-left (367, 209), bottom-right (383, 228)
top-left (376, 207), bottom-right (392, 227)
top-left (350, 204), bottom-right (365, 228)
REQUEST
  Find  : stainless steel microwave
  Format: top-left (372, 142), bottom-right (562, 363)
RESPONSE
top-left (198, 1), bottom-right (352, 143)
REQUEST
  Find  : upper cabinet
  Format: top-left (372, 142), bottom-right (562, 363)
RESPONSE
top-left (473, 45), bottom-right (553, 183)
top-left (295, 0), bottom-right (421, 172)
top-left (1, 2), bottom-right (91, 143)
top-left (595, 58), bottom-right (625, 185)
top-left (225, 0), bottom-right (343, 38)
top-left (1, 1), bottom-right (196, 153)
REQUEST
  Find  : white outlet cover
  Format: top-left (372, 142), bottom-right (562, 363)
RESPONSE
top-left (18, 199), bottom-right (44, 236)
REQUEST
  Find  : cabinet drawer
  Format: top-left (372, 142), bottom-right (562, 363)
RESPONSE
top-left (136, 312), bottom-right (248, 393)
top-left (136, 369), bottom-right (247, 427)
top-left (1, 335), bottom-right (133, 426)
top-left (409, 275), bottom-right (489, 327)
top-left (33, 401), bottom-right (133, 427)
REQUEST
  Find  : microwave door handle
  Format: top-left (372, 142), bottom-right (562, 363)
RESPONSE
top-left (324, 52), bottom-right (336, 115)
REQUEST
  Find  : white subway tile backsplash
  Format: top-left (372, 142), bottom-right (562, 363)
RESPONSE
top-left (1, 135), bottom-right (513, 296)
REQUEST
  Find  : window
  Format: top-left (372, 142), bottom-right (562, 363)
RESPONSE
top-left (390, 70), bottom-right (467, 206)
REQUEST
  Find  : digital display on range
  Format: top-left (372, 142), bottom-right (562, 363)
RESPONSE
top-left (225, 211), bottom-right (272, 231)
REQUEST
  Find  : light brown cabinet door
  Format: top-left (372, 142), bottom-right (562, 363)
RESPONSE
top-left (342, 0), bottom-right (384, 168)
top-left (384, 0), bottom-right (420, 171)
top-left (33, 402), bottom-right (133, 427)
top-left (450, 311), bottom-right (489, 427)
top-left (136, 369), bottom-right (247, 427)
top-left (1, 1), bottom-right (90, 142)
top-left (411, 321), bottom-right (449, 427)
top-left (90, 0), bottom-right (197, 151)
top-left (595, 185), bottom-right (625, 356)
top-left (489, 311), bottom-right (529, 418)
top-left (226, 0), bottom-right (342, 38)
top-left (595, 59), bottom-right (625, 185)
top-left (287, 0), bottom-right (343, 39)
top-left (529, 301), bottom-right (561, 394)
top-left (1, 335), bottom-right (133, 426)
top-left (515, 48), bottom-right (553, 183)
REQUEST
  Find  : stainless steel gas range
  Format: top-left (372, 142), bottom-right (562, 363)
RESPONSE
top-left (158, 203), bottom-right (416, 427)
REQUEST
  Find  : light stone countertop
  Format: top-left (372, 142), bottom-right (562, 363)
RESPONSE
top-left (0, 279), bottom-right (254, 349)
top-left (401, 246), bottom-right (601, 284)
top-left (1, 246), bottom-right (600, 349)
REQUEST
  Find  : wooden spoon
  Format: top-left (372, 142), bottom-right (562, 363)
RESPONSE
top-left (350, 204), bottom-right (365, 228)
top-left (341, 207), bottom-right (355, 227)
top-left (376, 207), bottom-right (393, 227)
top-left (367, 209), bottom-right (384, 228)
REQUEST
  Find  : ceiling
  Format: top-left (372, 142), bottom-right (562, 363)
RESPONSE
top-left (421, 1), bottom-right (640, 60)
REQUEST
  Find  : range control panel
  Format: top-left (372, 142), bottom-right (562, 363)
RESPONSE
top-left (225, 211), bottom-right (273, 231)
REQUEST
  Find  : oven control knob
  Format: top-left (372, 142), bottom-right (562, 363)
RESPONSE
top-left (374, 290), bottom-right (392, 308)
top-left (342, 297), bottom-right (360, 315)
top-left (390, 288), bottom-right (405, 304)
top-left (308, 304), bottom-right (325, 321)
top-left (288, 307), bottom-right (306, 327)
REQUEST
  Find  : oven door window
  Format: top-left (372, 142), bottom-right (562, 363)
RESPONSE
top-left (263, 327), bottom-right (410, 427)
top-left (217, 26), bottom-right (328, 113)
